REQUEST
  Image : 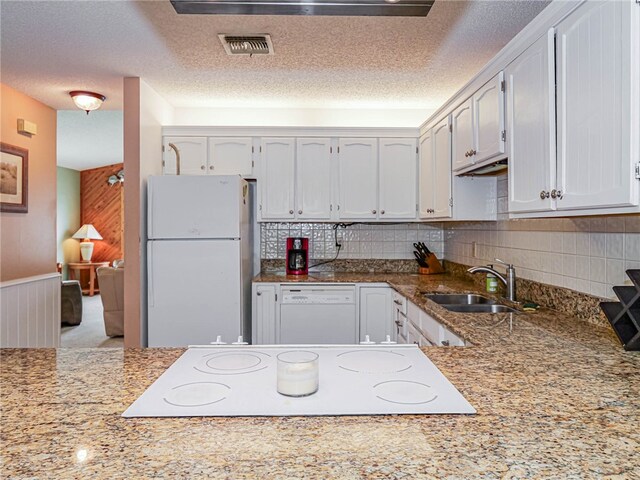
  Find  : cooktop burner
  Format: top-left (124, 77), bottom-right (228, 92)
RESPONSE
top-left (194, 351), bottom-right (270, 375)
top-left (336, 349), bottom-right (412, 374)
top-left (373, 380), bottom-right (437, 405)
top-left (163, 382), bottom-right (231, 407)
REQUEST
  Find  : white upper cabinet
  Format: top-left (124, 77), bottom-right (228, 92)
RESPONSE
top-left (163, 137), bottom-right (207, 175)
top-left (507, 30), bottom-right (556, 214)
top-left (418, 130), bottom-right (434, 218)
top-left (555, 0), bottom-right (638, 210)
top-left (451, 73), bottom-right (506, 173)
top-left (337, 138), bottom-right (378, 220)
top-left (259, 138), bottom-right (295, 220)
top-left (208, 137), bottom-right (253, 176)
top-left (419, 119), bottom-right (453, 220)
top-left (473, 72), bottom-right (505, 164)
top-left (378, 138), bottom-right (417, 220)
top-left (451, 99), bottom-right (474, 172)
top-left (296, 138), bottom-right (332, 220)
top-left (432, 118), bottom-right (453, 218)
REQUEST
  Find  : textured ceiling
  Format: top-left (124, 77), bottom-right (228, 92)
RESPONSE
top-left (0, 0), bottom-right (549, 112)
top-left (57, 111), bottom-right (123, 171)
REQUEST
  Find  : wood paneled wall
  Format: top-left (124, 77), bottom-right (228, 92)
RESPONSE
top-left (80, 163), bottom-right (124, 264)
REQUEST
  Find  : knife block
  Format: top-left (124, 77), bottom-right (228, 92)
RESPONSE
top-left (418, 254), bottom-right (445, 275)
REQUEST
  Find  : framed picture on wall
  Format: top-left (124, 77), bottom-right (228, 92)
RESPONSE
top-left (0, 142), bottom-right (28, 213)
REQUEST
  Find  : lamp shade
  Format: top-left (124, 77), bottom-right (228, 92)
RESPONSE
top-left (72, 224), bottom-right (103, 240)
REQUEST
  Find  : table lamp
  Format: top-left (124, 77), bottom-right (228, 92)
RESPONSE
top-left (72, 224), bottom-right (103, 262)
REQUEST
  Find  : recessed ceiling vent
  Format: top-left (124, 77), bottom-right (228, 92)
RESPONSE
top-left (218, 34), bottom-right (274, 56)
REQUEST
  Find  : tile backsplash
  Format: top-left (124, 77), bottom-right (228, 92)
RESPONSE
top-left (444, 174), bottom-right (640, 299)
top-left (260, 222), bottom-right (444, 261)
top-left (259, 174), bottom-right (640, 300)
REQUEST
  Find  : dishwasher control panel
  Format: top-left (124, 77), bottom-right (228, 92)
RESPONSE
top-left (281, 287), bottom-right (356, 305)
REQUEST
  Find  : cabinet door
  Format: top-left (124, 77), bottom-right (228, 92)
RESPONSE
top-left (208, 137), bottom-right (253, 176)
top-left (418, 131), bottom-right (434, 218)
top-left (163, 137), bottom-right (207, 175)
top-left (451, 99), bottom-right (474, 171)
top-left (432, 118), bottom-right (453, 218)
top-left (506, 30), bottom-right (556, 213)
top-left (474, 71), bottom-right (505, 164)
top-left (379, 138), bottom-right (417, 220)
top-left (337, 138), bottom-right (378, 219)
top-left (441, 327), bottom-right (465, 347)
top-left (259, 138), bottom-right (295, 220)
top-left (296, 138), bottom-right (332, 220)
top-left (252, 284), bottom-right (277, 345)
top-left (359, 286), bottom-right (394, 343)
top-left (556, 0), bottom-right (637, 209)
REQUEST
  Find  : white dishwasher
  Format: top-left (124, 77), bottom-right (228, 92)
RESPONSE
top-left (279, 285), bottom-right (357, 344)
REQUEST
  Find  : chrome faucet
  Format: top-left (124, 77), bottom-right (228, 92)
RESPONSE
top-left (467, 259), bottom-right (517, 302)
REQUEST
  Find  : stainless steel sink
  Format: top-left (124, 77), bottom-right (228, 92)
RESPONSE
top-left (425, 294), bottom-right (496, 305)
top-left (442, 304), bottom-right (519, 314)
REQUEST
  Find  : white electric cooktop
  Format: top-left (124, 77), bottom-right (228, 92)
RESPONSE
top-left (122, 344), bottom-right (476, 417)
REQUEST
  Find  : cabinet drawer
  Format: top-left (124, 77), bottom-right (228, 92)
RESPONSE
top-left (419, 310), bottom-right (442, 345)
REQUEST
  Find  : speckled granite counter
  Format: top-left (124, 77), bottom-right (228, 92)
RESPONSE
top-left (2, 273), bottom-right (639, 479)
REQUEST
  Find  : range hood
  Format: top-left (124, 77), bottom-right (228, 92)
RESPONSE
top-left (170, 0), bottom-right (435, 16)
top-left (457, 159), bottom-right (508, 177)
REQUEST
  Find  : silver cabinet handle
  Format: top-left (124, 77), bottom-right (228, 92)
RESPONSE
top-left (200, 165), bottom-right (205, 170)
top-left (393, 300), bottom-right (402, 305)
top-left (381, 210), bottom-right (385, 215)
top-left (209, 165), bottom-right (214, 170)
top-left (470, 149), bottom-right (476, 156)
top-left (256, 292), bottom-right (262, 296)
top-left (551, 189), bottom-right (563, 200)
top-left (464, 151), bottom-right (469, 158)
top-left (289, 210), bottom-right (294, 215)
top-left (168, 143), bottom-right (181, 175)
top-left (298, 210), bottom-right (302, 214)
top-left (372, 209), bottom-right (377, 214)
top-left (441, 340), bottom-right (450, 346)
top-left (540, 190), bottom-right (549, 199)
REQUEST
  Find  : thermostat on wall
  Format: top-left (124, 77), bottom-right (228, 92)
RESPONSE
top-left (17, 119), bottom-right (37, 136)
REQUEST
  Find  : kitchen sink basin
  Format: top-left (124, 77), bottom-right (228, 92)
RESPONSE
top-left (425, 294), bottom-right (496, 305)
top-left (442, 304), bottom-right (519, 314)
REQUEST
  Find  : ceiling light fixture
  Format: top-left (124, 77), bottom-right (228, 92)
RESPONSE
top-left (69, 91), bottom-right (106, 115)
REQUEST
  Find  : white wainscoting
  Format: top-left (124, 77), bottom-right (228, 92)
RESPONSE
top-left (0, 273), bottom-right (61, 348)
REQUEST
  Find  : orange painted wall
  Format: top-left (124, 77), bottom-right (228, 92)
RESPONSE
top-left (0, 83), bottom-right (57, 282)
top-left (80, 163), bottom-right (124, 265)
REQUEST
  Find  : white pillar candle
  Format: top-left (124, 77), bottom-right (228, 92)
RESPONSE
top-left (277, 351), bottom-right (319, 397)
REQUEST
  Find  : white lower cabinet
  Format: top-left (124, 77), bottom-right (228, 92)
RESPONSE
top-left (252, 283), bottom-right (465, 347)
top-left (358, 285), bottom-right (395, 342)
top-left (251, 283), bottom-right (278, 345)
top-left (406, 299), bottom-right (465, 347)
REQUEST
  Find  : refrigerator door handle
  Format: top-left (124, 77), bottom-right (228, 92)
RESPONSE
top-left (168, 143), bottom-right (181, 175)
top-left (148, 180), bottom-right (154, 239)
top-left (148, 243), bottom-right (154, 307)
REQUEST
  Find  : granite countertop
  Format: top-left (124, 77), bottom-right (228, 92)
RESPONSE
top-left (2, 274), bottom-right (640, 479)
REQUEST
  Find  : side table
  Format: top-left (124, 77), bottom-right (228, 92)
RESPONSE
top-left (68, 261), bottom-right (110, 296)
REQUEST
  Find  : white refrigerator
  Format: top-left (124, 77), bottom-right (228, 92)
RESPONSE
top-left (147, 175), bottom-right (252, 347)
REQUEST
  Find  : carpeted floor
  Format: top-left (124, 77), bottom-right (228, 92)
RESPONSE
top-left (60, 295), bottom-right (124, 348)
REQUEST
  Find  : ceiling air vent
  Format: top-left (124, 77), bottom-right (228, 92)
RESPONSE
top-left (219, 34), bottom-right (274, 56)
